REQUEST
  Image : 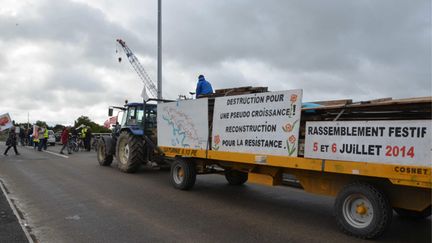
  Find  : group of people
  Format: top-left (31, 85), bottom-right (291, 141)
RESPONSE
top-left (4, 74), bottom-right (212, 156)
top-left (3, 125), bottom-right (93, 156)
top-left (59, 125), bottom-right (92, 154)
top-left (3, 125), bottom-right (51, 155)
top-left (31, 126), bottom-right (50, 151)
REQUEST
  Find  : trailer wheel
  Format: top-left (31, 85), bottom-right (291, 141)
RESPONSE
top-left (225, 170), bottom-right (248, 185)
top-left (116, 131), bottom-right (144, 173)
top-left (394, 206), bottom-right (431, 219)
top-left (334, 182), bottom-right (392, 239)
top-left (97, 139), bottom-right (113, 166)
top-left (170, 158), bottom-right (196, 190)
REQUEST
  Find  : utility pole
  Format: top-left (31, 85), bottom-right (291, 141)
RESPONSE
top-left (157, 0), bottom-right (162, 100)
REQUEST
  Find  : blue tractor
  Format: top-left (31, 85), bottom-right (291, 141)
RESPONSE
top-left (97, 100), bottom-right (164, 173)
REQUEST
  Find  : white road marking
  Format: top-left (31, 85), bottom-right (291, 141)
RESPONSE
top-left (43, 150), bottom-right (69, 159)
top-left (21, 146), bottom-right (69, 158)
top-left (65, 215), bottom-right (81, 220)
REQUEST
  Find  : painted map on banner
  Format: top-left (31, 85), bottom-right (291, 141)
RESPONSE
top-left (212, 90), bottom-right (302, 156)
top-left (305, 120), bottom-right (432, 166)
top-left (157, 99), bottom-right (209, 149)
top-left (0, 113), bottom-right (13, 131)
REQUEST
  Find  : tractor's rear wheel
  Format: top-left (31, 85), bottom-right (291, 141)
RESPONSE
top-left (97, 139), bottom-right (113, 166)
top-left (170, 158), bottom-right (196, 190)
top-left (334, 182), bottom-right (392, 239)
top-left (116, 131), bottom-right (145, 173)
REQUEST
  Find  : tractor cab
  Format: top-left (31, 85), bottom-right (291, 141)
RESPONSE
top-left (108, 102), bottom-right (157, 137)
top-left (98, 99), bottom-right (167, 173)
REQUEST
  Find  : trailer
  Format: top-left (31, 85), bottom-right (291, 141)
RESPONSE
top-left (156, 88), bottom-right (431, 239)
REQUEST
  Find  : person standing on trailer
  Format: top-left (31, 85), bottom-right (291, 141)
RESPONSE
top-left (195, 74), bottom-right (213, 98)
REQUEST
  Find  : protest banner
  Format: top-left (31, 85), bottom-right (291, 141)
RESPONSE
top-left (157, 98), bottom-right (209, 149)
top-left (0, 113), bottom-right (13, 131)
top-left (212, 90), bottom-right (303, 156)
top-left (305, 120), bottom-right (431, 166)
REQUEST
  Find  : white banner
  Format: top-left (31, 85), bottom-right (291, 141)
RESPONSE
top-left (157, 99), bottom-right (209, 149)
top-left (0, 113), bottom-right (13, 131)
top-left (305, 120), bottom-right (432, 166)
top-left (212, 90), bottom-right (302, 156)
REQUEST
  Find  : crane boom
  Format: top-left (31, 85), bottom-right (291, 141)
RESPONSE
top-left (116, 38), bottom-right (158, 98)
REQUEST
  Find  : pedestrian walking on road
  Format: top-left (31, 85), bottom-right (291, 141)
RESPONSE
top-left (59, 127), bottom-right (72, 155)
top-left (19, 126), bottom-right (25, 146)
top-left (85, 127), bottom-right (92, 151)
top-left (37, 127), bottom-right (44, 151)
top-left (42, 126), bottom-right (49, 150)
top-left (33, 127), bottom-right (40, 150)
top-left (28, 127), bottom-right (33, 147)
top-left (3, 126), bottom-right (20, 156)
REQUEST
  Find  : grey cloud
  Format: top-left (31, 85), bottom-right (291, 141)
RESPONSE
top-left (157, 0), bottom-right (430, 99)
top-left (163, 1), bottom-right (429, 71)
top-left (0, 0), bottom-right (138, 68)
top-left (0, 0), bottom-right (430, 125)
top-left (45, 67), bottom-right (106, 92)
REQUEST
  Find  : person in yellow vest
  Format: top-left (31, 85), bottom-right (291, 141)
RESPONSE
top-left (80, 126), bottom-right (87, 151)
top-left (43, 126), bottom-right (49, 150)
top-left (38, 127), bottom-right (44, 151)
top-left (33, 127), bottom-right (40, 150)
top-left (81, 127), bottom-right (87, 140)
top-left (85, 126), bottom-right (92, 151)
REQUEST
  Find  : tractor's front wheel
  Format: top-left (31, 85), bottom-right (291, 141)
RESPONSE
top-left (116, 131), bottom-right (145, 173)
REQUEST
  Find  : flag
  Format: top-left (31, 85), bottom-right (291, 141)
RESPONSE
top-left (0, 113), bottom-right (12, 131)
top-left (141, 86), bottom-right (149, 101)
top-left (104, 116), bottom-right (118, 128)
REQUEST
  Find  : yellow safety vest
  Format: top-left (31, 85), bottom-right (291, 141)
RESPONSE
top-left (81, 128), bottom-right (87, 138)
top-left (44, 129), bottom-right (49, 138)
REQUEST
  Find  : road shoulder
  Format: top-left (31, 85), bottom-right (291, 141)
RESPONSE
top-left (0, 179), bottom-right (32, 243)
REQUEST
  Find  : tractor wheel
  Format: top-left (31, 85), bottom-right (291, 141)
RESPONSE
top-left (97, 139), bottom-right (113, 166)
top-left (116, 131), bottom-right (144, 173)
top-left (394, 206), bottom-right (431, 219)
top-left (225, 170), bottom-right (248, 185)
top-left (334, 182), bottom-right (392, 239)
top-left (170, 158), bottom-right (196, 190)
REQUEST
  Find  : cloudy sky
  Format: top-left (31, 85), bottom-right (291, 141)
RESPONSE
top-left (0, 0), bottom-right (430, 126)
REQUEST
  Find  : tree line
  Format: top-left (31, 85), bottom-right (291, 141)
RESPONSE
top-left (6, 116), bottom-right (111, 134)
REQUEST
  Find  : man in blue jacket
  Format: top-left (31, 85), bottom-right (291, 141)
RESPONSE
top-left (195, 74), bottom-right (213, 98)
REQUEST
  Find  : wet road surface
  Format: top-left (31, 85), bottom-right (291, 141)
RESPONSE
top-left (0, 143), bottom-right (430, 243)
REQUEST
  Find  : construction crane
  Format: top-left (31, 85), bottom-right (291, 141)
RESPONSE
top-left (116, 38), bottom-right (158, 98)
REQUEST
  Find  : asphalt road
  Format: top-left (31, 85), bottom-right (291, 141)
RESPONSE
top-left (0, 143), bottom-right (430, 243)
top-left (0, 181), bottom-right (28, 243)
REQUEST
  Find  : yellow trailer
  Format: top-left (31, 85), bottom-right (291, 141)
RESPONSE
top-left (157, 90), bottom-right (431, 239)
